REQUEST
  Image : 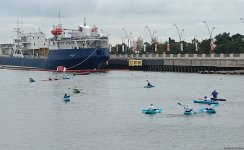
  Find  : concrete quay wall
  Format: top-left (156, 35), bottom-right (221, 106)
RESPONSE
top-left (108, 53), bottom-right (244, 72)
top-left (109, 53), bottom-right (244, 68)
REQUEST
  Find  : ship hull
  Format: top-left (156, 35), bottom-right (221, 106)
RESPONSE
top-left (0, 48), bottom-right (110, 70)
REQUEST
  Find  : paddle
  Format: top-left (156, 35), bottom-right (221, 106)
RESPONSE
top-left (177, 102), bottom-right (185, 109)
top-left (210, 98), bottom-right (226, 101)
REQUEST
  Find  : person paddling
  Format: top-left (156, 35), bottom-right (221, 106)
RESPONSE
top-left (146, 80), bottom-right (152, 86)
top-left (184, 104), bottom-right (193, 112)
top-left (204, 96), bottom-right (211, 100)
top-left (148, 104), bottom-right (154, 110)
top-left (64, 93), bottom-right (68, 97)
top-left (211, 90), bottom-right (218, 98)
top-left (29, 77), bottom-right (35, 82)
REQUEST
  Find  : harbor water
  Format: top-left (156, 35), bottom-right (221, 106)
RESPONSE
top-left (0, 69), bottom-right (244, 150)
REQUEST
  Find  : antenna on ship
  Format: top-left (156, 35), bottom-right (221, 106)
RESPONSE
top-left (84, 18), bottom-right (86, 26)
top-left (20, 16), bottom-right (24, 35)
top-left (16, 18), bottom-right (21, 39)
top-left (58, 11), bottom-right (61, 26)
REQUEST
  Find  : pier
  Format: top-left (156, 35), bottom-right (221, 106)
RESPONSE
top-left (107, 53), bottom-right (244, 73)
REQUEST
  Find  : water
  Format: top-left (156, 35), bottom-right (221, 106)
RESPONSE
top-left (0, 69), bottom-right (244, 150)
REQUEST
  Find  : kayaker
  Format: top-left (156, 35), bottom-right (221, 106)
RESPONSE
top-left (184, 104), bottom-right (193, 112)
top-left (29, 77), bottom-right (35, 82)
top-left (149, 104), bottom-right (154, 110)
top-left (204, 96), bottom-right (211, 100)
top-left (146, 80), bottom-right (152, 86)
top-left (64, 93), bottom-right (69, 98)
top-left (211, 90), bottom-right (218, 98)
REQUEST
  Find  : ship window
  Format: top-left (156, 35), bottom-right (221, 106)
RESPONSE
top-left (34, 43), bottom-right (35, 45)
top-left (38, 37), bottom-right (39, 39)
top-left (33, 37), bottom-right (34, 39)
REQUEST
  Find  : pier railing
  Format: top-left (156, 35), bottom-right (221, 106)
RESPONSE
top-left (111, 53), bottom-right (244, 59)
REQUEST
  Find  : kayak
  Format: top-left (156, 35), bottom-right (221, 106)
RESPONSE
top-left (144, 85), bottom-right (155, 88)
top-left (42, 78), bottom-right (60, 81)
top-left (63, 75), bottom-right (71, 79)
top-left (210, 98), bottom-right (226, 101)
top-left (142, 108), bottom-right (163, 114)
top-left (193, 99), bottom-right (219, 104)
top-left (75, 71), bottom-right (90, 75)
top-left (199, 108), bottom-right (216, 114)
top-left (73, 89), bottom-right (80, 93)
top-left (206, 108), bottom-right (216, 113)
top-left (184, 110), bottom-right (195, 115)
top-left (64, 95), bottom-right (70, 102)
top-left (29, 78), bottom-right (35, 82)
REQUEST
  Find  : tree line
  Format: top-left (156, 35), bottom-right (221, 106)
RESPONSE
top-left (111, 32), bottom-right (244, 54)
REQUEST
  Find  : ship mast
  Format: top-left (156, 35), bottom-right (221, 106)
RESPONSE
top-left (16, 18), bottom-right (21, 39)
top-left (84, 18), bottom-right (86, 26)
top-left (58, 11), bottom-right (61, 26)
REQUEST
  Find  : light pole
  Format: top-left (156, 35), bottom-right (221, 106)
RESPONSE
top-left (153, 31), bottom-right (158, 42)
top-left (145, 25), bottom-right (153, 42)
top-left (173, 24), bottom-right (181, 41)
top-left (122, 27), bottom-right (129, 53)
top-left (210, 27), bottom-right (215, 39)
top-left (203, 21), bottom-right (215, 39)
top-left (194, 35), bottom-right (198, 52)
top-left (121, 36), bottom-right (126, 52)
top-left (203, 21), bottom-right (216, 52)
top-left (180, 29), bottom-right (184, 41)
top-left (173, 24), bottom-right (184, 51)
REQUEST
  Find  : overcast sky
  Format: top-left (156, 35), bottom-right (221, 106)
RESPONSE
top-left (0, 0), bottom-right (244, 45)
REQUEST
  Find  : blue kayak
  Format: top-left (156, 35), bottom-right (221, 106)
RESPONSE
top-left (64, 95), bottom-right (70, 102)
top-left (144, 85), bottom-right (155, 88)
top-left (142, 108), bottom-right (163, 114)
top-left (193, 99), bottom-right (219, 104)
top-left (199, 108), bottom-right (216, 114)
top-left (184, 110), bottom-right (195, 115)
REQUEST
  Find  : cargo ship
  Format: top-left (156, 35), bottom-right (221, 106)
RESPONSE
top-left (0, 19), bottom-right (110, 70)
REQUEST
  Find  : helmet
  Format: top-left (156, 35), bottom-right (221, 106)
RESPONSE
top-left (204, 96), bottom-right (207, 99)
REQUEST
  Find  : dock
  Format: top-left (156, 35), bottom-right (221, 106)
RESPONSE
top-left (107, 53), bottom-right (244, 73)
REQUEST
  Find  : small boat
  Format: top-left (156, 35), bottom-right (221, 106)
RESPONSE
top-left (75, 71), bottom-right (90, 75)
top-left (29, 78), bottom-right (35, 82)
top-left (193, 99), bottom-right (219, 104)
top-left (73, 89), bottom-right (80, 93)
top-left (64, 95), bottom-right (70, 102)
top-left (210, 98), bottom-right (226, 101)
top-left (199, 108), bottom-right (216, 114)
top-left (206, 108), bottom-right (216, 114)
top-left (184, 110), bottom-right (195, 115)
top-left (142, 108), bottom-right (163, 114)
top-left (63, 75), bottom-right (70, 79)
top-left (144, 85), bottom-right (155, 88)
